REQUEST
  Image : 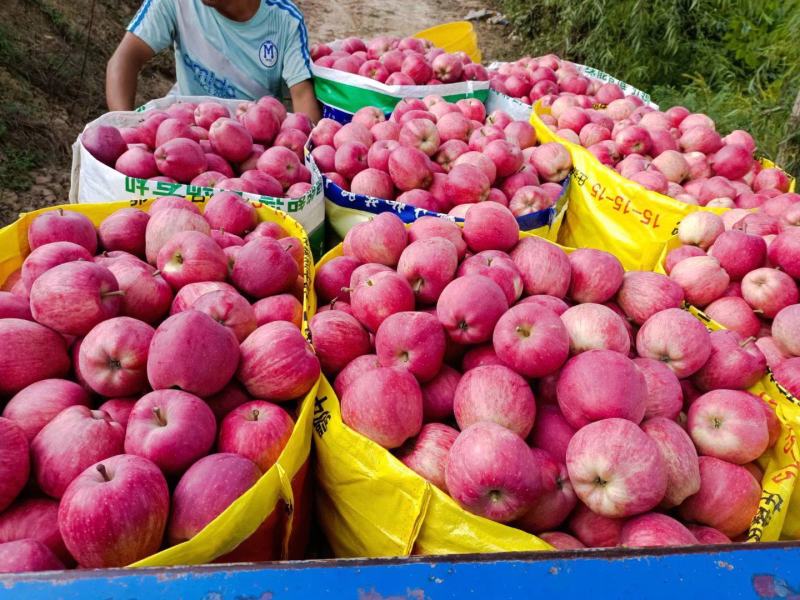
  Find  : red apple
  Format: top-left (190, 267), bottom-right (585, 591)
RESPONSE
top-left (171, 281), bottom-right (237, 314)
top-left (687, 389), bottom-right (769, 464)
top-left (515, 449), bottom-right (576, 533)
top-left (0, 498), bottom-right (69, 563)
top-left (641, 417), bottom-right (701, 507)
top-left (310, 310), bottom-right (371, 375)
top-left (708, 230), bottom-right (766, 281)
top-left (566, 418), bottom-right (667, 518)
top-left (0, 418), bottom-right (28, 512)
top-left (144, 207), bottom-right (211, 264)
top-left (252, 294), bottom-right (303, 328)
top-left (148, 309), bottom-right (239, 397)
top-left (568, 503), bottom-right (623, 548)
top-left (635, 308), bottom-right (712, 378)
top-left (539, 532), bottom-right (585, 550)
top-left (232, 237), bottom-right (298, 299)
top-left (620, 513), bottom-right (697, 547)
top-left (560, 303), bottom-right (631, 355)
top-left (97, 398), bottom-right (136, 428)
top-left (341, 367), bottom-right (423, 448)
top-left (29, 261), bottom-right (122, 335)
top-left (397, 238), bottom-right (458, 305)
top-left (218, 400), bottom-right (294, 472)
top-left (437, 275), bottom-right (508, 344)
top-left (376, 311), bottom-right (446, 382)
top-left (616, 271), bottom-right (684, 325)
top-left (692, 330), bottom-right (766, 391)
top-left (31, 406), bottom-right (124, 499)
top-left (511, 237), bottom-right (571, 297)
top-left (191, 289), bottom-right (257, 342)
top-left (27, 209), bottom-right (97, 254)
top-left (686, 524), bottom-right (732, 545)
top-left (704, 297), bottom-right (761, 338)
top-left (669, 255), bottom-right (729, 307)
top-left (678, 456), bottom-right (761, 537)
top-left (344, 212), bottom-right (407, 267)
top-left (420, 365), bottom-right (461, 422)
top-left (0, 320), bottom-right (71, 395)
top-left (677, 211), bottom-right (724, 249)
top-left (633, 358), bottom-right (682, 420)
top-left (395, 423), bottom-right (459, 491)
top-left (98, 208), bottom-right (150, 258)
top-left (527, 404), bottom-right (576, 464)
top-left (237, 321), bottom-right (320, 401)
top-left (2, 379), bottom-right (90, 441)
top-left (407, 216), bottom-right (466, 258)
top-left (125, 389), bottom-right (216, 475)
top-left (741, 267), bottom-right (799, 318)
top-left (106, 257), bottom-right (173, 324)
top-left (568, 248), bottom-right (624, 303)
top-left (492, 303), bottom-right (569, 378)
top-left (351, 270), bottom-right (416, 333)
top-left (20, 241), bottom-right (93, 293)
top-left (445, 421), bottom-right (541, 523)
top-left (0, 539), bottom-right (63, 573)
top-left (58, 454), bottom-right (169, 567)
top-left (78, 317), bottom-right (154, 397)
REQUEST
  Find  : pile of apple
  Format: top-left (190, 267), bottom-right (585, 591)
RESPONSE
top-left (313, 207), bottom-right (778, 550)
top-left (668, 209), bottom-right (800, 398)
top-left (490, 55), bottom-right (792, 205)
top-left (311, 36), bottom-right (489, 85)
top-left (0, 197), bottom-right (320, 573)
top-left (309, 97), bottom-right (572, 219)
top-left (81, 96), bottom-right (315, 199)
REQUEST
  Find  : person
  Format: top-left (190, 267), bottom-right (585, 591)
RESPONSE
top-left (106, 0), bottom-right (321, 121)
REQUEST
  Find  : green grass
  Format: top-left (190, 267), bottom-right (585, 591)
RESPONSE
top-left (501, 0), bottom-right (800, 176)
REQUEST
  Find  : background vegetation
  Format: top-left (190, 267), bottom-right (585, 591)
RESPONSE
top-left (502, 0), bottom-right (800, 177)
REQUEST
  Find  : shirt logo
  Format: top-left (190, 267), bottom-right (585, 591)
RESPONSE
top-left (259, 40), bottom-right (279, 68)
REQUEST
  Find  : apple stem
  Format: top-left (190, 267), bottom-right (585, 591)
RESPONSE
top-left (740, 336), bottom-right (757, 347)
top-left (252, 409), bottom-right (260, 420)
top-left (103, 290), bottom-right (126, 298)
top-left (58, 208), bottom-right (64, 216)
top-left (96, 464), bottom-right (110, 482)
top-left (152, 269), bottom-right (161, 276)
top-left (412, 279), bottom-right (424, 293)
top-left (152, 406), bottom-right (166, 426)
top-left (754, 309), bottom-right (765, 315)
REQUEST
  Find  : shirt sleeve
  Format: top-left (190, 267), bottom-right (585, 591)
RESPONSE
top-left (126, 0), bottom-right (177, 54)
top-left (281, 17), bottom-right (313, 88)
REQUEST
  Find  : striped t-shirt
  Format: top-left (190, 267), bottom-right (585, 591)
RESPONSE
top-left (128, 0), bottom-right (312, 100)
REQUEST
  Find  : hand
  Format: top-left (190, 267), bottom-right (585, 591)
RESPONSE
top-left (289, 80), bottom-right (321, 124)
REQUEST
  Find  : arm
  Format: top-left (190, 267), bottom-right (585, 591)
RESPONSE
top-left (106, 33), bottom-right (155, 111)
top-left (289, 80), bottom-right (321, 123)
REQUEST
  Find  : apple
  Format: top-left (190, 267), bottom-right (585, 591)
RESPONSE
top-left (344, 213), bottom-right (408, 268)
top-left (677, 211), bottom-right (724, 249)
top-left (568, 503), bottom-right (623, 548)
top-left (566, 418), bottom-right (667, 518)
top-left (641, 417), bottom-right (701, 507)
top-left (557, 350), bottom-right (647, 428)
top-left (669, 255), bottom-right (729, 307)
top-left (376, 311), bottom-right (446, 382)
top-left (341, 367), bottom-right (422, 448)
top-left (772, 304), bottom-right (800, 356)
top-left (27, 209), bottom-right (98, 254)
top-left (462, 203), bottom-right (519, 252)
top-left (635, 308), bottom-right (712, 378)
top-left (237, 321), bottom-right (320, 401)
top-left (31, 406), bottom-right (124, 499)
top-left (0, 539), bottom-right (63, 573)
top-left (420, 365), bottom-right (461, 422)
top-left (437, 275), bottom-right (508, 345)
top-left (399, 118), bottom-right (440, 157)
top-left (457, 251), bottom-right (523, 305)
top-left (453, 364), bottom-right (536, 437)
top-left (560, 303), bottom-right (631, 355)
top-left (106, 257), bottom-right (173, 324)
top-left (148, 310), bottom-right (240, 397)
top-left (493, 302), bottom-right (570, 378)
top-left (687, 389), bottom-right (769, 464)
top-left (678, 456), bottom-right (761, 537)
top-left (29, 261), bottom-right (122, 336)
top-left (388, 146), bottom-right (433, 191)
top-left (78, 317), bottom-right (154, 397)
top-left (567, 248), bottom-right (624, 303)
top-left (332, 354), bottom-right (381, 399)
top-left (310, 310), bottom-right (371, 375)
top-left (156, 230), bottom-right (228, 290)
top-left (144, 207), bottom-right (211, 264)
top-left (0, 418), bottom-right (28, 512)
top-left (0, 319), bottom-right (71, 395)
top-left (397, 238), bottom-right (458, 304)
top-left (538, 532), bottom-right (585, 550)
top-left (315, 256), bottom-right (361, 305)
top-left (620, 513), bottom-right (697, 547)
top-left (768, 228), bottom-right (800, 279)
top-left (350, 270), bottom-right (416, 333)
top-left (58, 454), bottom-right (169, 567)
top-left (407, 216), bottom-right (467, 258)
top-left (632, 358), bottom-right (682, 420)
top-left (125, 389), bottom-right (216, 475)
top-left (616, 271), bottom-right (684, 325)
top-left (97, 398), bottom-right (136, 428)
top-left (21, 241), bottom-right (93, 293)
top-left (693, 330), bottom-right (766, 391)
top-left (203, 192), bottom-right (258, 236)
top-left (515, 449), bottom-right (576, 533)
top-left (232, 237), bottom-right (297, 298)
top-left (527, 404), bottom-right (576, 464)
top-left (252, 294), bottom-right (303, 328)
top-left (704, 297), bottom-right (761, 338)
top-left (511, 237), bottom-right (571, 297)
top-left (148, 196), bottom-right (201, 215)
top-left (168, 453), bottom-right (264, 548)
top-left (0, 291), bottom-right (31, 320)
top-left (0, 498), bottom-right (70, 564)
top-left (218, 400), bottom-right (294, 472)
top-left (741, 267), bottom-right (799, 318)
top-left (708, 230), bottom-right (766, 281)
top-left (517, 294), bottom-right (569, 315)
top-left (528, 142), bottom-right (574, 182)
top-left (445, 421), bottom-right (541, 522)
top-left (2, 379), bottom-right (90, 441)
top-left (395, 423), bottom-right (459, 491)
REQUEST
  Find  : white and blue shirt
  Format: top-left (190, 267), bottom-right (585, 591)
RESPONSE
top-left (128, 0), bottom-right (312, 100)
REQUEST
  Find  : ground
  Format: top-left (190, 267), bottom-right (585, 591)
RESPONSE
top-left (0, 0), bottom-right (520, 227)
